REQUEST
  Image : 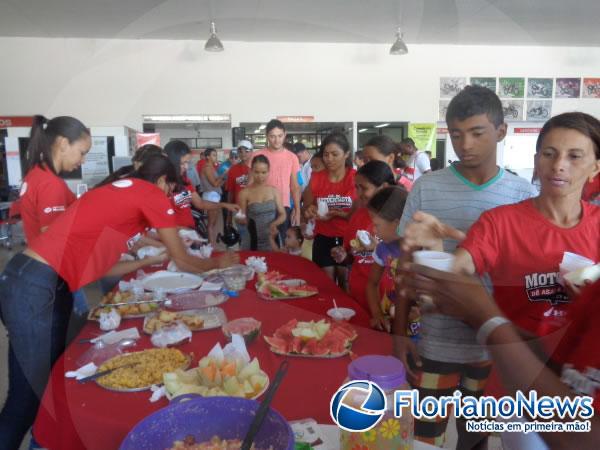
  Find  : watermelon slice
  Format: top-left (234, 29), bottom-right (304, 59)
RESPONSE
top-left (264, 336), bottom-right (287, 353)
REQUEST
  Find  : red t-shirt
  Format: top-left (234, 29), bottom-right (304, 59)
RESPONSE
top-left (343, 207), bottom-right (375, 310)
top-left (397, 175), bottom-right (413, 192)
top-left (311, 168), bottom-right (356, 237)
top-left (553, 281), bottom-right (600, 412)
top-left (460, 199), bottom-right (600, 334)
top-left (226, 163), bottom-right (250, 204)
top-left (19, 165), bottom-right (76, 242)
top-left (196, 159), bottom-right (207, 178)
top-left (29, 178), bottom-right (178, 291)
top-left (171, 182), bottom-right (195, 228)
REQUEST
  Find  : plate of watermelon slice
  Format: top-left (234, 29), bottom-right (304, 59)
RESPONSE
top-left (255, 271), bottom-right (318, 300)
top-left (264, 319), bottom-right (357, 358)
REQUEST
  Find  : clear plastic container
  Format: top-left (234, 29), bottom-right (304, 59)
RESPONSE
top-left (340, 355), bottom-right (413, 450)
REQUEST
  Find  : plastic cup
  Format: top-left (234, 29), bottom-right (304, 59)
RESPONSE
top-left (413, 250), bottom-right (455, 272)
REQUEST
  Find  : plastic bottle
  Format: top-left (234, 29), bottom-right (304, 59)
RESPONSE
top-left (340, 355), bottom-right (413, 450)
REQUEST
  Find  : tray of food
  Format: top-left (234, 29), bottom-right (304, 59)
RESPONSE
top-left (255, 271), bottom-right (318, 300)
top-left (88, 290), bottom-right (161, 320)
top-left (143, 308), bottom-right (227, 334)
top-left (163, 355), bottom-right (269, 401)
top-left (264, 319), bottom-right (357, 358)
top-left (142, 271), bottom-right (203, 293)
top-left (95, 348), bottom-right (191, 392)
top-left (166, 291), bottom-right (228, 310)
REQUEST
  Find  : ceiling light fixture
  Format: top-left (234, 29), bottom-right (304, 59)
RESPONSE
top-left (205, 21), bottom-right (224, 52)
top-left (374, 123), bottom-right (390, 128)
top-left (389, 27), bottom-right (408, 55)
top-left (259, 124), bottom-right (266, 130)
top-left (358, 128), bottom-right (369, 133)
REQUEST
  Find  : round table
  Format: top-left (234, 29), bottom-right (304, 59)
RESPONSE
top-left (33, 252), bottom-right (393, 450)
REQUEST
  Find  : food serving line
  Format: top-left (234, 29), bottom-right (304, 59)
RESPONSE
top-left (32, 252), bottom-right (394, 450)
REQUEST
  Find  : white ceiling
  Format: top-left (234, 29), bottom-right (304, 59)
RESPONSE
top-left (1, 0), bottom-right (599, 46)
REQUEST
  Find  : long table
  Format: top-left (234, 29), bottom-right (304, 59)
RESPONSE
top-left (33, 252), bottom-right (393, 450)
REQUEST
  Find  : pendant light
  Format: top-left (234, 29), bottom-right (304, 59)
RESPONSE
top-left (205, 21), bottom-right (224, 52)
top-left (389, 27), bottom-right (408, 55)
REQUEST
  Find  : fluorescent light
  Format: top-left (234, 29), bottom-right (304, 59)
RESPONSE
top-left (254, 129), bottom-right (261, 134)
top-left (259, 124), bottom-right (266, 130)
top-left (143, 114), bottom-right (231, 123)
top-left (358, 128), bottom-right (369, 133)
top-left (374, 123), bottom-right (390, 128)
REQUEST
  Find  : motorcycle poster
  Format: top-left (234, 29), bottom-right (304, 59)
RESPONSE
top-left (526, 100), bottom-right (552, 122)
top-left (501, 100), bottom-right (524, 121)
top-left (439, 100), bottom-right (450, 121)
top-left (499, 78), bottom-right (525, 98)
top-left (470, 77), bottom-right (497, 93)
top-left (527, 78), bottom-right (553, 99)
top-left (582, 78), bottom-right (600, 99)
top-left (440, 77), bottom-right (467, 98)
top-left (555, 78), bottom-right (581, 98)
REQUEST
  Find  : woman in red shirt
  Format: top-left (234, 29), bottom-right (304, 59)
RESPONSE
top-left (330, 160), bottom-right (396, 313)
top-left (164, 141), bottom-right (238, 230)
top-left (403, 112), bottom-right (600, 337)
top-left (304, 133), bottom-right (356, 287)
top-left (0, 154), bottom-right (238, 448)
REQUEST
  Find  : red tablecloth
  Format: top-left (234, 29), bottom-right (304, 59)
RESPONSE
top-left (33, 252), bottom-right (393, 450)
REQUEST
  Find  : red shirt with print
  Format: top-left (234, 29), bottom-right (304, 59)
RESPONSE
top-left (171, 181), bottom-right (195, 228)
top-left (553, 281), bottom-right (600, 412)
top-left (460, 199), bottom-right (600, 335)
top-left (343, 207), bottom-right (375, 311)
top-left (19, 165), bottom-right (76, 242)
top-left (29, 178), bottom-right (178, 291)
top-left (226, 163), bottom-right (250, 204)
top-left (310, 168), bottom-right (356, 238)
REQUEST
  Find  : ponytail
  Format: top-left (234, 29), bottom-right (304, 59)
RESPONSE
top-left (25, 115), bottom-right (89, 175)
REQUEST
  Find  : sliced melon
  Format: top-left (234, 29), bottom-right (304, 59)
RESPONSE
top-left (238, 358), bottom-right (260, 380)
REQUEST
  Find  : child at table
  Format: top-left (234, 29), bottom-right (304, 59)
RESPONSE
top-left (366, 186), bottom-right (417, 334)
top-left (272, 225), bottom-right (304, 255)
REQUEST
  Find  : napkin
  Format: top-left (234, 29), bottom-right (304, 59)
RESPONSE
top-left (149, 385), bottom-right (166, 403)
top-left (99, 309), bottom-right (121, 331)
top-left (90, 327), bottom-right (140, 345)
top-left (245, 256), bottom-right (267, 274)
top-left (207, 334), bottom-right (250, 364)
top-left (137, 246), bottom-right (166, 260)
top-left (65, 362), bottom-right (97, 380)
top-left (178, 229), bottom-right (206, 243)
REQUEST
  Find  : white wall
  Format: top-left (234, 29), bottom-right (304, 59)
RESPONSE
top-left (1, 37), bottom-right (600, 129)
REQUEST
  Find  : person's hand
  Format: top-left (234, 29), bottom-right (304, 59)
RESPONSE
top-left (369, 314), bottom-right (391, 333)
top-left (304, 205), bottom-right (317, 220)
top-left (563, 279), bottom-right (592, 300)
top-left (401, 263), bottom-right (501, 329)
top-left (223, 203), bottom-right (240, 213)
top-left (291, 208), bottom-right (301, 226)
top-left (269, 223), bottom-right (279, 237)
top-left (330, 246), bottom-right (347, 264)
top-left (214, 252), bottom-right (240, 269)
top-left (145, 252), bottom-right (168, 266)
top-left (401, 211), bottom-right (466, 252)
top-left (392, 334), bottom-right (421, 378)
top-left (235, 216), bottom-right (248, 225)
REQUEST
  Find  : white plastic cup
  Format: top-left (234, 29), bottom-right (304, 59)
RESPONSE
top-left (413, 250), bottom-right (455, 272)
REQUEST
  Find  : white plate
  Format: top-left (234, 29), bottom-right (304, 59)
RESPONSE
top-left (141, 271), bottom-right (203, 293)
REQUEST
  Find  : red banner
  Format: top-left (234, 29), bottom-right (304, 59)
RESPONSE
top-left (277, 116), bottom-right (315, 123)
top-left (514, 128), bottom-right (542, 134)
top-left (0, 116), bottom-right (34, 128)
top-left (136, 133), bottom-right (161, 148)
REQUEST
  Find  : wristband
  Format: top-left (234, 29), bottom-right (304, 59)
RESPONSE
top-left (476, 316), bottom-right (510, 345)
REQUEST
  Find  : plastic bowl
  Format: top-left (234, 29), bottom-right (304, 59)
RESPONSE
top-left (119, 396), bottom-right (294, 450)
top-left (221, 267), bottom-right (249, 291)
top-left (327, 307), bottom-right (356, 321)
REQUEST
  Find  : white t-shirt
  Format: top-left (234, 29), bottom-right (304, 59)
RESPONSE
top-left (406, 151), bottom-right (431, 181)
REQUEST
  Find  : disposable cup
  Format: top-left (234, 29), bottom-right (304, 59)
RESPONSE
top-left (413, 250), bottom-right (455, 272)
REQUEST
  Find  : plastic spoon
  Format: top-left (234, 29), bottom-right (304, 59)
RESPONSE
top-left (241, 360), bottom-right (289, 450)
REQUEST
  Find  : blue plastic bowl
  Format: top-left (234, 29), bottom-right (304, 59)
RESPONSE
top-left (119, 395), bottom-right (294, 450)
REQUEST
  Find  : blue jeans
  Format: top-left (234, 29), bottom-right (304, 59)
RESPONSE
top-left (0, 253), bottom-right (73, 450)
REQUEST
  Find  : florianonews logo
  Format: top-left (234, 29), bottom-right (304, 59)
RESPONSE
top-left (330, 380), bottom-right (386, 432)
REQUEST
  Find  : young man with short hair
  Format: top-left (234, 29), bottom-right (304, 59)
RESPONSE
top-left (227, 140), bottom-right (253, 248)
top-left (253, 120), bottom-right (301, 241)
top-left (400, 137), bottom-right (431, 181)
top-left (292, 142), bottom-right (312, 192)
top-left (394, 86), bottom-right (538, 449)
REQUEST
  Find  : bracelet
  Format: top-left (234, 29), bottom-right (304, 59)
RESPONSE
top-left (476, 316), bottom-right (511, 345)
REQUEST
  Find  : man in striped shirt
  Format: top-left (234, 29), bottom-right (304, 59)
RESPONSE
top-left (394, 86), bottom-right (537, 449)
